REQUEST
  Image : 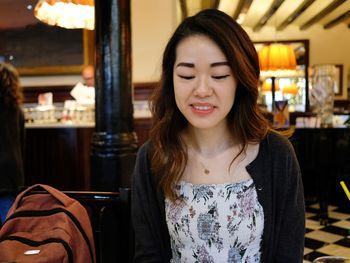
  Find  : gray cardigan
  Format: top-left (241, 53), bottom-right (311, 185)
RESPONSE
top-left (132, 132), bottom-right (305, 262)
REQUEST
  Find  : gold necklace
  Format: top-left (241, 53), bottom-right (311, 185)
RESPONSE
top-left (198, 160), bottom-right (210, 175)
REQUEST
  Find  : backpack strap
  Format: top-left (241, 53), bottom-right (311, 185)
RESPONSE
top-left (11, 184), bottom-right (73, 211)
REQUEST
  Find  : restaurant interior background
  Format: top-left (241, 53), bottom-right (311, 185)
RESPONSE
top-left (1, 0), bottom-right (350, 194)
top-left (2, 0), bottom-right (350, 261)
top-left (1, 0), bottom-right (349, 99)
top-left (0, 0), bottom-right (349, 194)
top-left (0, 0), bottom-right (350, 193)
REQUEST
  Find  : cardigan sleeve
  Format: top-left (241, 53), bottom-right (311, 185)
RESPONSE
top-left (131, 142), bottom-right (171, 263)
top-left (274, 140), bottom-right (305, 263)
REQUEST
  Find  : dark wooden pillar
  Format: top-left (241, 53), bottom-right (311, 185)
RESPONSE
top-left (91, 0), bottom-right (138, 191)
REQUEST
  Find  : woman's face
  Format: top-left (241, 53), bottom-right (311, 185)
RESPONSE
top-left (173, 34), bottom-right (237, 131)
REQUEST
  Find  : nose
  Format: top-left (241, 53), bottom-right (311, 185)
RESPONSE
top-left (193, 77), bottom-right (213, 97)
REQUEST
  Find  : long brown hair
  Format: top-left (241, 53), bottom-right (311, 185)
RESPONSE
top-left (150, 9), bottom-right (271, 201)
top-left (0, 63), bottom-right (23, 109)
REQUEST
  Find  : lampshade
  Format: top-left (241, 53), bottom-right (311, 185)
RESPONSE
top-left (282, 83), bottom-right (299, 95)
top-left (262, 80), bottom-right (280, 93)
top-left (34, 0), bottom-right (95, 30)
top-left (258, 44), bottom-right (297, 74)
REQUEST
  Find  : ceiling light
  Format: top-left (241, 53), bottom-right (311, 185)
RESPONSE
top-left (34, 0), bottom-right (94, 30)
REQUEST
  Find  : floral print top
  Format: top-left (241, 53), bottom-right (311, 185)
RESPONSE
top-left (165, 179), bottom-right (264, 263)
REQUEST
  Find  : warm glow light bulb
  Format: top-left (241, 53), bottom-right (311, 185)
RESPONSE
top-left (34, 0), bottom-right (94, 30)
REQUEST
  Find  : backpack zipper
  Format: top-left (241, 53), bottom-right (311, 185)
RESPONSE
top-left (0, 235), bottom-right (73, 263)
top-left (4, 208), bottom-right (94, 262)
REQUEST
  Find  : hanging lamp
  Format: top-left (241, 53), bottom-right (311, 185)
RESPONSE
top-left (258, 43), bottom-right (297, 76)
top-left (34, 0), bottom-right (95, 30)
top-left (258, 43), bottom-right (297, 110)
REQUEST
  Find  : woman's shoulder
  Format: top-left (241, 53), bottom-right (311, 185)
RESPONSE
top-left (135, 140), bottom-right (155, 172)
top-left (263, 130), bottom-right (295, 155)
top-left (137, 139), bottom-right (153, 158)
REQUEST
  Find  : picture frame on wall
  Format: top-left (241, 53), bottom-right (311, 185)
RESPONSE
top-left (0, 25), bottom-right (93, 76)
top-left (0, 1), bottom-right (94, 76)
top-left (334, 64), bottom-right (343, 96)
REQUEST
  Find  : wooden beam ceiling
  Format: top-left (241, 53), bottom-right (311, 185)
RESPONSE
top-left (177, 0), bottom-right (350, 30)
top-left (324, 9), bottom-right (350, 29)
top-left (179, 0), bottom-right (188, 21)
top-left (212, 0), bottom-right (220, 9)
top-left (252, 0), bottom-right (285, 32)
top-left (276, 0), bottom-right (315, 31)
top-left (300, 0), bottom-right (346, 30)
top-left (232, 0), bottom-right (253, 21)
top-left (201, 0), bottom-right (219, 9)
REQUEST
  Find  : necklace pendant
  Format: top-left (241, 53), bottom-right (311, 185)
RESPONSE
top-left (204, 169), bottom-right (210, 175)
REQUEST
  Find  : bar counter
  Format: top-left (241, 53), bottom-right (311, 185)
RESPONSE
top-left (25, 122), bottom-right (95, 129)
top-left (24, 121), bottom-right (350, 213)
top-left (24, 123), bottom-right (94, 191)
top-left (291, 127), bottom-right (350, 218)
top-left (24, 117), bottom-right (152, 191)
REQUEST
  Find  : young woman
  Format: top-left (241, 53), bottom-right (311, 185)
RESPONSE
top-left (0, 63), bottom-right (25, 225)
top-left (132, 9), bottom-right (305, 263)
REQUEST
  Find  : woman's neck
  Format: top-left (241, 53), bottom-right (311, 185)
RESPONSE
top-left (183, 125), bottom-right (237, 158)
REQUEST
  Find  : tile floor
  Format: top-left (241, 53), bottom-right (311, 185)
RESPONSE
top-left (304, 203), bottom-right (350, 262)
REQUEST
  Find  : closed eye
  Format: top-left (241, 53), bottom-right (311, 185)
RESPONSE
top-left (212, 75), bottom-right (230, 80)
top-left (178, 75), bottom-right (195, 80)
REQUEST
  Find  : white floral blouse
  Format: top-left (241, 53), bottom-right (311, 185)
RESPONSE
top-left (165, 179), bottom-right (264, 263)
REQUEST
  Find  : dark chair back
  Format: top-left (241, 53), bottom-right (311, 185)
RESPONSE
top-left (62, 188), bottom-right (132, 263)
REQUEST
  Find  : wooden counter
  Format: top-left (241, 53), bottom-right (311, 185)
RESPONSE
top-left (24, 118), bottom-right (152, 191)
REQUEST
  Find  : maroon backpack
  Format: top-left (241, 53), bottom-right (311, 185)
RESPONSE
top-left (0, 184), bottom-right (96, 263)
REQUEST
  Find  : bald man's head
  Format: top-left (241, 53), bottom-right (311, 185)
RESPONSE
top-left (82, 65), bottom-right (94, 87)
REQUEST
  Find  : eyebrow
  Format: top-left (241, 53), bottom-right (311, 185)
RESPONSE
top-left (175, 61), bottom-right (229, 68)
top-left (211, 62), bottom-right (229, 67)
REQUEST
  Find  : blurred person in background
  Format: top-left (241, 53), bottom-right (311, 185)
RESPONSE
top-left (0, 63), bottom-right (25, 225)
top-left (82, 65), bottom-right (95, 87)
top-left (70, 65), bottom-right (95, 104)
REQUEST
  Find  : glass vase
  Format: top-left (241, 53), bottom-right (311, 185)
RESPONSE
top-left (311, 64), bottom-right (336, 127)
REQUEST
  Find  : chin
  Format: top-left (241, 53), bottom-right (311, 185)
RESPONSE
top-left (187, 120), bottom-right (218, 130)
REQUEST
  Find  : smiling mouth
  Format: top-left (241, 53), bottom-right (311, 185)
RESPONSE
top-left (190, 104), bottom-right (215, 114)
top-left (192, 105), bottom-right (212, 111)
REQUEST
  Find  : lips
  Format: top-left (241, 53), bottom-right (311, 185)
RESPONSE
top-left (190, 103), bottom-right (215, 115)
